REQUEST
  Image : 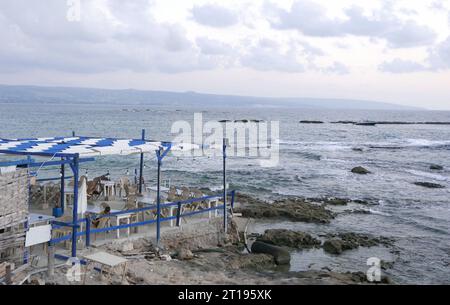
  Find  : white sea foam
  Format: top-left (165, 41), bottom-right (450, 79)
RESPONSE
top-left (405, 169), bottom-right (449, 182)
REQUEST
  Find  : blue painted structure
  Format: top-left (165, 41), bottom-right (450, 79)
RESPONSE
top-left (0, 130), bottom-right (232, 258)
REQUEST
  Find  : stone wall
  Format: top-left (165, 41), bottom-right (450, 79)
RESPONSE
top-left (0, 169), bottom-right (29, 264)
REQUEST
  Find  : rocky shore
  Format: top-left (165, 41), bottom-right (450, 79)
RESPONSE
top-left (29, 193), bottom-right (396, 285)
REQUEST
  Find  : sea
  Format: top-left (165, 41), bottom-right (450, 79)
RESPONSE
top-left (1, 102), bottom-right (449, 284)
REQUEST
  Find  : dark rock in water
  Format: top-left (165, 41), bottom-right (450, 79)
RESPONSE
top-left (430, 164), bottom-right (444, 170)
top-left (323, 239), bottom-right (343, 254)
top-left (352, 147), bottom-right (364, 152)
top-left (323, 232), bottom-right (393, 255)
top-left (257, 229), bottom-right (321, 249)
top-left (414, 182), bottom-right (445, 189)
top-left (381, 260), bottom-right (395, 270)
top-left (251, 241), bottom-right (291, 265)
top-left (354, 122), bottom-right (377, 126)
top-left (235, 198), bottom-right (334, 224)
top-left (351, 166), bottom-right (371, 174)
top-left (352, 199), bottom-right (370, 205)
top-left (299, 120), bottom-right (324, 124)
top-left (324, 198), bottom-right (349, 206)
top-left (332, 120), bottom-right (356, 124)
top-left (218, 120), bottom-right (231, 123)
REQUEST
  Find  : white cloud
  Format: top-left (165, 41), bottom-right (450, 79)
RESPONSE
top-left (268, 0), bottom-right (438, 48)
top-left (191, 4), bottom-right (238, 28)
top-left (0, 0), bottom-right (449, 109)
top-left (240, 40), bottom-right (304, 73)
top-left (0, 0), bottom-right (220, 74)
top-left (428, 36), bottom-right (450, 70)
top-left (196, 37), bottom-right (233, 55)
top-left (379, 58), bottom-right (428, 73)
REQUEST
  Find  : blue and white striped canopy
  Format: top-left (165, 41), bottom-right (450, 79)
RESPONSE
top-left (0, 137), bottom-right (167, 157)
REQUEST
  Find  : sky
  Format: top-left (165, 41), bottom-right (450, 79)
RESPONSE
top-left (0, 0), bottom-right (449, 110)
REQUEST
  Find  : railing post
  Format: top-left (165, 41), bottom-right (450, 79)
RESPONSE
top-left (176, 202), bottom-right (182, 227)
top-left (231, 190), bottom-right (236, 211)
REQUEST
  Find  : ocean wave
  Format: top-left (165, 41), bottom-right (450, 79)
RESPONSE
top-left (280, 140), bottom-right (353, 151)
top-left (405, 169), bottom-right (449, 182)
top-left (366, 139), bottom-right (450, 150)
top-left (280, 139), bottom-right (450, 152)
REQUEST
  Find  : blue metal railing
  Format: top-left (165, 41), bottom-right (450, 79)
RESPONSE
top-left (49, 190), bottom-right (236, 246)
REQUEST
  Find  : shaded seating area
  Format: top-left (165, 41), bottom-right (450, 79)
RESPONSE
top-left (0, 132), bottom-right (234, 260)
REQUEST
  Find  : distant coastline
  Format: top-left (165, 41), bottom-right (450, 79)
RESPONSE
top-left (0, 84), bottom-right (424, 111)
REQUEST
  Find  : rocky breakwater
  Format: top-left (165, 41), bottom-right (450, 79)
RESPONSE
top-left (234, 197), bottom-right (335, 224)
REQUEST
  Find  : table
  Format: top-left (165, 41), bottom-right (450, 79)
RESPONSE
top-left (85, 206), bottom-right (134, 239)
top-left (83, 252), bottom-right (128, 284)
top-left (101, 181), bottom-right (116, 200)
top-left (145, 186), bottom-right (169, 202)
top-left (28, 213), bottom-right (55, 227)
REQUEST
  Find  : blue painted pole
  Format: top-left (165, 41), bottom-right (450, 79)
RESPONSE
top-left (223, 138), bottom-right (227, 233)
top-left (85, 217), bottom-right (91, 247)
top-left (71, 155), bottom-right (79, 258)
top-left (60, 159), bottom-right (65, 215)
top-left (176, 202), bottom-right (181, 227)
top-left (156, 150), bottom-right (162, 245)
top-left (139, 129), bottom-right (145, 194)
top-left (231, 190), bottom-right (236, 210)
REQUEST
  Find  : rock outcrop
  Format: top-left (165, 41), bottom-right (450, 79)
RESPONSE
top-left (235, 198), bottom-right (334, 224)
top-left (257, 229), bottom-right (321, 249)
top-left (351, 166), bottom-right (371, 174)
top-left (322, 232), bottom-right (393, 254)
top-left (251, 241), bottom-right (291, 265)
top-left (414, 182), bottom-right (445, 189)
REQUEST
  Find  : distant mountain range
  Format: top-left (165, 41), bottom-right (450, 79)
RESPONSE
top-left (0, 84), bottom-right (423, 110)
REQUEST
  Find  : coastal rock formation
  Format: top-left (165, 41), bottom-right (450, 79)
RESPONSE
top-left (430, 164), bottom-right (444, 170)
top-left (414, 182), bottom-right (445, 189)
top-left (251, 241), bottom-right (291, 265)
top-left (323, 239), bottom-right (344, 254)
top-left (257, 229), bottom-right (321, 249)
top-left (351, 166), bottom-right (371, 174)
top-left (235, 198), bottom-right (335, 224)
top-left (323, 198), bottom-right (348, 206)
top-left (299, 120), bottom-right (324, 124)
top-left (323, 232), bottom-right (393, 254)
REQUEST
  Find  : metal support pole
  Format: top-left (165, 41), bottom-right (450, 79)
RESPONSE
top-left (176, 202), bottom-right (182, 227)
top-left (156, 150), bottom-right (162, 246)
top-left (231, 190), bottom-right (236, 211)
top-left (72, 131), bottom-right (76, 137)
top-left (60, 159), bottom-right (65, 215)
top-left (85, 217), bottom-right (91, 247)
top-left (223, 138), bottom-right (227, 233)
top-left (139, 129), bottom-right (145, 194)
top-left (71, 155), bottom-right (80, 258)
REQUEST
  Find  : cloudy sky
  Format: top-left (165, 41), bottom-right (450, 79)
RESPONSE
top-left (0, 0), bottom-right (449, 109)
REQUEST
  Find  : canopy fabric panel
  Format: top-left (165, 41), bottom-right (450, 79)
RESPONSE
top-left (0, 137), bottom-right (165, 157)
